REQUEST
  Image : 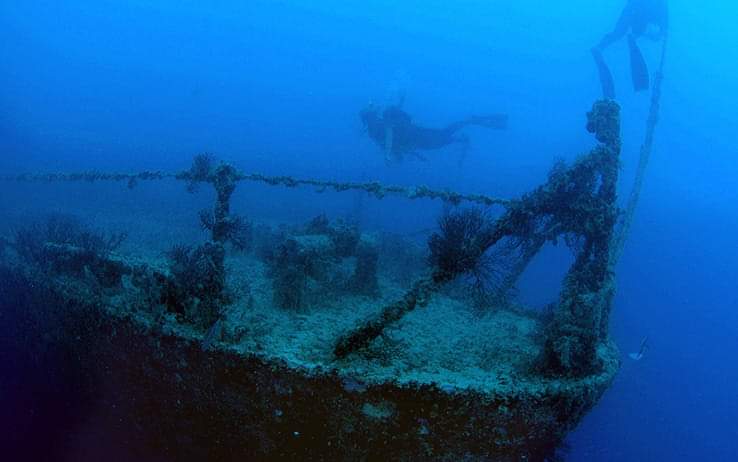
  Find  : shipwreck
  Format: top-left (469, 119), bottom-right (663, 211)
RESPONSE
top-left (0, 86), bottom-right (663, 461)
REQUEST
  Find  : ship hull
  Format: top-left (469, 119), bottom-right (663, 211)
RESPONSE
top-left (0, 265), bottom-right (618, 462)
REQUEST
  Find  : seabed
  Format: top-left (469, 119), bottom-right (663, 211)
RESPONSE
top-left (0, 100), bottom-right (624, 461)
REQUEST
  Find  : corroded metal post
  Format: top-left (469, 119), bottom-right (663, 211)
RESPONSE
top-left (210, 164), bottom-right (238, 244)
top-left (541, 100), bottom-right (621, 376)
top-left (334, 101), bottom-right (623, 377)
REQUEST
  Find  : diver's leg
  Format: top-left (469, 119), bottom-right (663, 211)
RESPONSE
top-left (443, 114), bottom-right (507, 137)
top-left (595, 7), bottom-right (632, 51)
top-left (592, 7), bottom-right (631, 99)
top-left (596, 30), bottom-right (624, 51)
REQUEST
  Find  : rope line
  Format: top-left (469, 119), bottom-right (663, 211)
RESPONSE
top-left (0, 169), bottom-right (513, 207)
top-left (611, 35), bottom-right (668, 264)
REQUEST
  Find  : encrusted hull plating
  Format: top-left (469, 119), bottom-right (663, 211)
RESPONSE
top-left (0, 267), bottom-right (618, 462)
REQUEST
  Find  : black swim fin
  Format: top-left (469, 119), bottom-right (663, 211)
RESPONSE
top-left (628, 34), bottom-right (650, 92)
top-left (592, 48), bottom-right (615, 99)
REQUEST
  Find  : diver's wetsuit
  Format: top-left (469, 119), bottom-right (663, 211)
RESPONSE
top-left (596, 0), bottom-right (668, 51)
top-left (360, 106), bottom-right (507, 161)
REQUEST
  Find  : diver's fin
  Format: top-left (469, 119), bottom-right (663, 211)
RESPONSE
top-left (592, 48), bottom-right (616, 99)
top-left (628, 352), bottom-right (644, 361)
top-left (469, 114), bottom-right (508, 130)
top-left (628, 34), bottom-right (650, 92)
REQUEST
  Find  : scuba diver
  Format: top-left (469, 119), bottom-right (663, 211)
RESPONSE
top-left (592, 0), bottom-right (669, 98)
top-left (360, 101), bottom-right (508, 164)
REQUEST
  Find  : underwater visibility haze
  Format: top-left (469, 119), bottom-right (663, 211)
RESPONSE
top-left (1, 1), bottom-right (737, 460)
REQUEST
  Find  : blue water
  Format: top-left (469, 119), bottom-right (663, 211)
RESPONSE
top-left (2, 1), bottom-right (737, 459)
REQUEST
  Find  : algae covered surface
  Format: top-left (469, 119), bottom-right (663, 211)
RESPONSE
top-left (0, 222), bottom-right (619, 460)
top-left (197, 250), bottom-right (543, 390)
top-left (0, 100), bottom-right (624, 460)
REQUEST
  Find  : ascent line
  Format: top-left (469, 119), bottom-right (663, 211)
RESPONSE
top-left (611, 34), bottom-right (668, 264)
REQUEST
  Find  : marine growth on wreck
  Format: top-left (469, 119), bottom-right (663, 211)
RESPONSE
top-left (0, 100), bottom-right (637, 461)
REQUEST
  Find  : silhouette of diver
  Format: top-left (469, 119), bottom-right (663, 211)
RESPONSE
top-left (592, 0), bottom-right (668, 98)
top-left (360, 103), bottom-right (507, 164)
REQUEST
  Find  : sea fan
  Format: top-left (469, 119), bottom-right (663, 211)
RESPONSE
top-left (428, 207), bottom-right (494, 283)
